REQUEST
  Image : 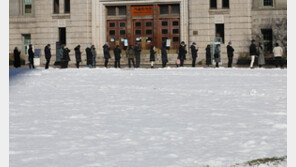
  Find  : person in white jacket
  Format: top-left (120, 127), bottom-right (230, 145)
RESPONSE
top-left (273, 43), bottom-right (284, 68)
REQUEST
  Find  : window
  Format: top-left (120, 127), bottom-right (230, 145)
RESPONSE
top-left (222, 0), bottom-right (229, 8)
top-left (173, 21), bottom-right (179, 26)
top-left (162, 29), bottom-right (168, 34)
top-left (162, 21), bottom-right (168, 26)
top-left (263, 0), bottom-right (273, 7)
top-left (23, 0), bottom-right (32, 14)
top-left (215, 24), bottom-right (225, 43)
top-left (54, 0), bottom-right (59, 14)
top-left (64, 0), bottom-right (70, 13)
top-left (120, 30), bottom-right (126, 35)
top-left (22, 34), bottom-right (31, 56)
top-left (210, 0), bottom-right (217, 9)
top-left (146, 22), bottom-right (152, 27)
top-left (109, 30), bottom-right (115, 36)
top-left (173, 37), bottom-right (179, 42)
top-left (135, 30), bottom-right (141, 35)
top-left (59, 28), bottom-right (66, 45)
top-left (173, 29), bottom-right (179, 34)
top-left (109, 22), bottom-right (115, 28)
top-left (118, 6), bottom-right (126, 15)
top-left (135, 22), bottom-right (141, 27)
top-left (162, 37), bottom-right (168, 42)
top-left (160, 5), bottom-right (169, 14)
top-left (146, 30), bottom-right (152, 35)
top-left (107, 6), bottom-right (116, 16)
top-left (171, 4), bottom-right (180, 14)
top-left (120, 22), bottom-right (126, 27)
top-left (261, 29), bottom-right (273, 53)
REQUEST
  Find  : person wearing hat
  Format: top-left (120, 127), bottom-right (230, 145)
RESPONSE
top-left (249, 39), bottom-right (257, 69)
top-left (190, 42), bottom-right (198, 67)
top-left (227, 41), bottom-right (234, 68)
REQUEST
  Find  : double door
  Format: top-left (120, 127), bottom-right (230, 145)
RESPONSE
top-left (107, 20), bottom-right (127, 50)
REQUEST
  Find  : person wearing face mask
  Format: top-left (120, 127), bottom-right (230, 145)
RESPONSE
top-left (227, 41), bottom-right (234, 68)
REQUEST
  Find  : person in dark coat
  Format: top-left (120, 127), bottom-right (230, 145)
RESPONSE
top-left (28, 44), bottom-right (35, 69)
top-left (161, 43), bottom-right (168, 68)
top-left (227, 41), bottom-right (234, 68)
top-left (178, 41), bottom-right (187, 67)
top-left (44, 44), bottom-right (51, 69)
top-left (206, 45), bottom-right (211, 67)
top-left (61, 47), bottom-right (71, 68)
top-left (85, 46), bottom-right (93, 68)
top-left (13, 47), bottom-right (21, 68)
top-left (214, 44), bottom-right (221, 68)
top-left (190, 42), bottom-right (198, 67)
top-left (258, 42), bottom-right (265, 68)
top-left (114, 45), bottom-right (121, 68)
top-left (126, 45), bottom-right (135, 68)
top-left (74, 45), bottom-right (82, 68)
top-left (103, 43), bottom-right (111, 68)
top-left (134, 43), bottom-right (142, 68)
top-left (150, 45), bottom-right (156, 68)
top-left (249, 39), bottom-right (257, 69)
top-left (91, 45), bottom-right (97, 68)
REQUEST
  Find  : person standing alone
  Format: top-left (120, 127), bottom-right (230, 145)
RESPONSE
top-left (190, 42), bottom-right (198, 67)
top-left (114, 45), bottom-right (121, 68)
top-left (249, 40), bottom-right (257, 69)
top-left (28, 44), bottom-right (35, 69)
top-left (44, 44), bottom-right (51, 69)
top-left (227, 41), bottom-right (234, 68)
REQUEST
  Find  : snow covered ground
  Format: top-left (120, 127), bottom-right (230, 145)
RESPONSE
top-left (9, 67), bottom-right (287, 167)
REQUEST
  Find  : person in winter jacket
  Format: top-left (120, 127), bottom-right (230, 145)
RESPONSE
top-left (85, 46), bottom-right (93, 68)
top-left (28, 44), bottom-right (35, 69)
top-left (44, 44), bottom-right (51, 69)
top-left (206, 45), bottom-right (211, 67)
top-left (273, 43), bottom-right (284, 68)
top-left (103, 43), bottom-right (111, 68)
top-left (258, 42), bottom-right (265, 68)
top-left (134, 43), bottom-right (142, 68)
top-left (114, 45), bottom-right (121, 68)
top-left (150, 45), bottom-right (156, 68)
top-left (249, 39), bottom-right (257, 69)
top-left (61, 47), bottom-right (70, 68)
top-left (91, 45), bottom-right (97, 68)
top-left (161, 43), bottom-right (168, 68)
top-left (13, 47), bottom-right (21, 68)
top-left (74, 45), bottom-right (82, 68)
top-left (126, 45), bottom-right (135, 68)
top-left (190, 42), bottom-right (198, 67)
top-left (214, 44), bottom-right (221, 68)
top-left (178, 41), bottom-right (187, 67)
top-left (227, 41), bottom-right (234, 68)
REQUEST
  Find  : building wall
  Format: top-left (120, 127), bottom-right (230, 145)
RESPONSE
top-left (251, 0), bottom-right (287, 53)
top-left (9, 0), bottom-right (287, 66)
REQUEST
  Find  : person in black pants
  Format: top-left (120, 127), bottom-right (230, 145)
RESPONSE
top-left (74, 45), bottom-right (82, 68)
top-left (161, 43), bottom-right (168, 68)
top-left (126, 45), bottom-right (135, 68)
top-left (227, 41), bottom-right (234, 68)
top-left (44, 44), bottom-right (51, 69)
top-left (190, 42), bottom-right (198, 67)
top-left (13, 47), bottom-right (21, 68)
top-left (114, 45), bottom-right (121, 68)
top-left (134, 43), bottom-right (142, 68)
top-left (28, 44), bottom-right (35, 69)
top-left (103, 43), bottom-right (111, 68)
top-left (178, 41), bottom-right (187, 67)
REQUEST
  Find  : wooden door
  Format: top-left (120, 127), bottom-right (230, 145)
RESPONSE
top-left (157, 18), bottom-right (180, 49)
top-left (107, 20), bottom-right (127, 50)
top-left (133, 19), bottom-right (154, 50)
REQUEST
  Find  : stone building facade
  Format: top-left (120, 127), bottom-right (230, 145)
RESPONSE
top-left (9, 0), bottom-right (287, 66)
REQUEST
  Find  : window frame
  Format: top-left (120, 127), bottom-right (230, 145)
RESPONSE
top-left (210, 0), bottom-right (217, 9)
top-left (53, 0), bottom-right (59, 14)
top-left (64, 0), bottom-right (70, 13)
top-left (23, 0), bottom-right (33, 15)
top-left (263, 0), bottom-right (274, 7)
top-left (222, 0), bottom-right (230, 9)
